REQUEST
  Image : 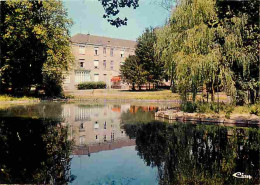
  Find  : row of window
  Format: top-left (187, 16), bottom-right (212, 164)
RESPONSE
top-left (79, 45), bottom-right (127, 58)
top-left (79, 59), bottom-right (124, 69)
top-left (75, 71), bottom-right (100, 83)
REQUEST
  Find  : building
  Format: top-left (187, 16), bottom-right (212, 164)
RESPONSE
top-left (63, 33), bottom-right (136, 90)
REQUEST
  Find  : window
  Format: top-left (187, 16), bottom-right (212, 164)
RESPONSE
top-left (110, 48), bottom-right (114, 57)
top-left (94, 47), bottom-right (98, 55)
top-left (79, 136), bottom-right (85, 145)
top-left (94, 60), bottom-right (99, 69)
top-left (110, 61), bottom-right (114, 70)
top-left (103, 47), bottom-right (106, 55)
top-left (94, 122), bottom-right (99, 129)
top-left (79, 59), bottom-right (85, 68)
top-left (79, 45), bottom-right (85, 55)
top-left (94, 74), bottom-right (99, 82)
top-left (75, 71), bottom-right (90, 83)
top-left (120, 50), bottom-right (124, 58)
top-left (103, 60), bottom-right (106, 68)
top-left (80, 122), bottom-right (84, 129)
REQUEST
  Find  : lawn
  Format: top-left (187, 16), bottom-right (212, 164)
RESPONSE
top-left (64, 89), bottom-right (181, 101)
top-left (0, 95), bottom-right (39, 102)
top-left (65, 89), bottom-right (230, 102)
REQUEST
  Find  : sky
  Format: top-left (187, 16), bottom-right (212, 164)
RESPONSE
top-left (63, 0), bottom-right (171, 41)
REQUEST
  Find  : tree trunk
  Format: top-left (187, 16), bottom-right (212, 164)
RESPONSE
top-left (249, 89), bottom-right (255, 104)
top-left (202, 83), bottom-right (207, 100)
top-left (258, 4), bottom-right (260, 100)
top-left (132, 83), bottom-right (135, 91)
top-left (211, 83), bottom-right (215, 102)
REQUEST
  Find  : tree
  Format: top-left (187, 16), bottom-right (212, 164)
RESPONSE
top-left (136, 27), bottom-right (165, 89)
top-left (216, 0), bottom-right (259, 104)
top-left (155, 0), bottom-right (259, 104)
top-left (98, 0), bottom-right (176, 27)
top-left (155, 25), bottom-right (176, 92)
top-left (120, 55), bottom-right (146, 90)
top-left (0, 0), bottom-right (74, 96)
top-left (99, 0), bottom-right (139, 27)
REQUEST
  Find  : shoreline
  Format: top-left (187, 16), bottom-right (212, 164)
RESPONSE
top-left (155, 110), bottom-right (260, 127)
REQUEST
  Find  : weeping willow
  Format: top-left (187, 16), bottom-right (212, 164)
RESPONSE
top-left (155, 0), bottom-right (258, 103)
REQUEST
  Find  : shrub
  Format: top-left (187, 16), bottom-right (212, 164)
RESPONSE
top-left (250, 105), bottom-right (259, 116)
top-left (77, 82), bottom-right (106, 90)
top-left (181, 101), bottom-right (235, 116)
top-left (181, 101), bottom-right (197, 113)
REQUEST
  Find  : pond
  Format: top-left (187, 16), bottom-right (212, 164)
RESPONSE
top-left (0, 102), bottom-right (259, 184)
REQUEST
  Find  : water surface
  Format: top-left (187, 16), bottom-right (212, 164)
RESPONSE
top-left (0, 102), bottom-right (259, 184)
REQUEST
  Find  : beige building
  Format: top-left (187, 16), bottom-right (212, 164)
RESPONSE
top-left (63, 33), bottom-right (136, 90)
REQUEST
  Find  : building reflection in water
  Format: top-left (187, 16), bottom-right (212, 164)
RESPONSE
top-left (61, 104), bottom-right (157, 155)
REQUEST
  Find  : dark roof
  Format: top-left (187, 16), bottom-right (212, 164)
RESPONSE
top-left (71, 33), bottom-right (136, 48)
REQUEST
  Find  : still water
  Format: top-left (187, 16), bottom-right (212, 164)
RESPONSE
top-left (0, 102), bottom-right (259, 184)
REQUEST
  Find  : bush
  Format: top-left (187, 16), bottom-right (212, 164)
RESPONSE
top-left (181, 101), bottom-right (197, 113)
top-left (77, 82), bottom-right (106, 90)
top-left (181, 101), bottom-right (235, 116)
top-left (250, 105), bottom-right (259, 116)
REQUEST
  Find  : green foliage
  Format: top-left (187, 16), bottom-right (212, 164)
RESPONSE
top-left (77, 82), bottom-right (106, 90)
top-left (99, 0), bottom-right (139, 27)
top-left (180, 101), bottom-right (197, 113)
top-left (155, 0), bottom-right (259, 104)
top-left (0, 95), bottom-right (38, 102)
top-left (0, 0), bottom-right (74, 96)
top-left (136, 27), bottom-right (165, 87)
top-left (120, 55), bottom-right (146, 90)
top-left (250, 104), bottom-right (260, 116)
top-left (181, 101), bottom-right (235, 116)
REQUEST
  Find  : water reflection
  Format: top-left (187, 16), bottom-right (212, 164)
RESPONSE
top-left (1, 102), bottom-right (258, 184)
top-left (123, 121), bottom-right (259, 185)
top-left (62, 104), bottom-right (156, 155)
top-left (0, 117), bottom-right (74, 184)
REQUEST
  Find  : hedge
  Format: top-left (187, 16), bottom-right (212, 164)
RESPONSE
top-left (77, 82), bottom-right (106, 90)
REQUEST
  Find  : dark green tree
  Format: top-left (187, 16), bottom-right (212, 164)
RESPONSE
top-left (136, 27), bottom-right (165, 89)
top-left (0, 0), bottom-right (74, 96)
top-left (120, 55), bottom-right (146, 90)
top-left (216, 0), bottom-right (259, 104)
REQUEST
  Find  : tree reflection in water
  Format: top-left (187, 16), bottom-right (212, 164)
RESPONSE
top-left (124, 121), bottom-right (259, 185)
top-left (0, 117), bottom-right (75, 184)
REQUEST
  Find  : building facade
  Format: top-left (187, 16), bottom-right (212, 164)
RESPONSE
top-left (63, 34), bottom-right (136, 90)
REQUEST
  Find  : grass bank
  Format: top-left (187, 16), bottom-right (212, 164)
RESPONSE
top-left (0, 95), bottom-right (38, 101)
top-left (0, 95), bottom-right (39, 103)
top-left (65, 89), bottom-right (181, 101)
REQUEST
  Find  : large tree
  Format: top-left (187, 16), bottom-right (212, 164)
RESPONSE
top-left (156, 0), bottom-right (259, 104)
top-left (136, 27), bottom-right (165, 89)
top-left (216, 0), bottom-right (259, 104)
top-left (120, 55), bottom-right (146, 90)
top-left (0, 0), bottom-right (74, 96)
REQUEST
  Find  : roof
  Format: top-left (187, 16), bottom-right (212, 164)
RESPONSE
top-left (71, 33), bottom-right (136, 48)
